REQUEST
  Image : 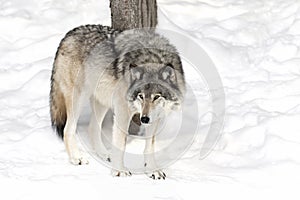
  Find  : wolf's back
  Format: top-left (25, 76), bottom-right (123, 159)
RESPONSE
top-left (50, 24), bottom-right (119, 139)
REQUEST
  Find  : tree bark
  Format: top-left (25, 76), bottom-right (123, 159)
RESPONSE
top-left (110, 0), bottom-right (157, 30)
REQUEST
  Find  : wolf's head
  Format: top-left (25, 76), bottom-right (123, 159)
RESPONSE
top-left (127, 64), bottom-right (182, 125)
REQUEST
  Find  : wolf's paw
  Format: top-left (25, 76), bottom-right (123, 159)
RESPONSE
top-left (111, 169), bottom-right (132, 177)
top-left (147, 170), bottom-right (166, 180)
top-left (96, 152), bottom-right (111, 163)
top-left (70, 156), bottom-right (89, 165)
top-left (105, 155), bottom-right (111, 163)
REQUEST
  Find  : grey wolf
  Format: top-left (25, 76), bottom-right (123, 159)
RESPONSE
top-left (50, 24), bottom-right (185, 179)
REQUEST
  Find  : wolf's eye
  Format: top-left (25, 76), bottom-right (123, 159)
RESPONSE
top-left (153, 94), bottom-right (161, 101)
top-left (138, 94), bottom-right (144, 100)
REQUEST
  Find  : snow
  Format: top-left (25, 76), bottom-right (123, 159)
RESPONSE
top-left (1, 0), bottom-right (300, 199)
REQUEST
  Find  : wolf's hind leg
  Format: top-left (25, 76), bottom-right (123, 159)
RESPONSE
top-left (64, 90), bottom-right (89, 165)
top-left (88, 97), bottom-right (110, 161)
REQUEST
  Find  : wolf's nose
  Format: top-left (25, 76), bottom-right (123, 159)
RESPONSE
top-left (141, 116), bottom-right (150, 124)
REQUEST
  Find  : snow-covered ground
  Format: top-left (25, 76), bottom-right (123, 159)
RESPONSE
top-left (1, 0), bottom-right (300, 199)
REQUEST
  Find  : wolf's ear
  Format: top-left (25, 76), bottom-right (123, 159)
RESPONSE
top-left (160, 64), bottom-right (176, 83)
top-left (130, 64), bottom-right (143, 80)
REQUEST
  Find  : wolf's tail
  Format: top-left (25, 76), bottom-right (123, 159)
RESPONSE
top-left (50, 79), bottom-right (66, 140)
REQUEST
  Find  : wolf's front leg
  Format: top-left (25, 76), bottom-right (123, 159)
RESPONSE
top-left (144, 135), bottom-right (166, 180)
top-left (89, 97), bottom-right (110, 161)
top-left (110, 110), bottom-right (132, 177)
top-left (144, 121), bottom-right (166, 180)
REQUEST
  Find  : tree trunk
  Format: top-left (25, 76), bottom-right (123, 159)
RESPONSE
top-left (110, 0), bottom-right (157, 30)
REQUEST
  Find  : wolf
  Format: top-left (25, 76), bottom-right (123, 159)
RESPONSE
top-left (50, 24), bottom-right (185, 179)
